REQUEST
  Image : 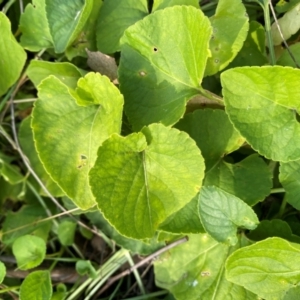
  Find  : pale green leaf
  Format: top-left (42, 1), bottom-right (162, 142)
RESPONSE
top-left (58, 220), bottom-right (76, 246)
top-left (221, 66), bottom-right (300, 162)
top-left (199, 186), bottom-right (259, 245)
top-left (20, 270), bottom-right (52, 300)
top-left (154, 234), bottom-right (257, 300)
top-left (13, 235), bottom-right (46, 270)
top-left (152, 0), bottom-right (199, 11)
top-left (228, 21), bottom-right (267, 68)
top-left (119, 6), bottom-right (212, 130)
top-left (277, 43), bottom-right (300, 68)
top-left (247, 219), bottom-right (300, 244)
top-left (226, 237), bottom-right (300, 299)
top-left (2, 205), bottom-right (51, 245)
top-left (279, 160), bottom-right (300, 209)
top-left (0, 12), bottom-right (27, 96)
top-left (271, 4), bottom-right (300, 45)
top-left (90, 124), bottom-right (205, 239)
top-left (45, 0), bottom-right (93, 53)
top-left (159, 195), bottom-right (205, 234)
top-left (96, 0), bottom-right (148, 54)
top-left (32, 73), bottom-right (123, 209)
top-left (175, 109), bottom-right (244, 170)
top-left (205, 0), bottom-right (249, 76)
top-left (19, 0), bottom-right (53, 51)
top-left (204, 154), bottom-right (272, 206)
top-left (19, 117), bottom-right (64, 197)
top-left (0, 261), bottom-right (5, 284)
top-left (27, 60), bottom-right (83, 89)
top-left (0, 158), bottom-right (24, 185)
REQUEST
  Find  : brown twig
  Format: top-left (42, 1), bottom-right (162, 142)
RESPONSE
top-left (95, 236), bottom-right (189, 296)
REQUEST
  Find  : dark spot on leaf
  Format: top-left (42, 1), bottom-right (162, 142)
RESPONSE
top-left (201, 271), bottom-right (211, 277)
top-left (153, 47), bottom-right (158, 52)
top-left (293, 109), bottom-right (300, 123)
top-left (214, 47), bottom-right (219, 51)
top-left (211, 35), bottom-right (215, 40)
top-left (80, 154), bottom-right (87, 160)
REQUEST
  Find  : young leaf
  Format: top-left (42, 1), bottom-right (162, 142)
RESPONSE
top-left (45, 0), bottom-right (93, 53)
top-left (247, 219), bottom-right (300, 244)
top-left (279, 160), bottom-right (300, 209)
top-left (204, 154), bottom-right (272, 206)
top-left (199, 186), bottom-right (259, 245)
top-left (226, 237), bottom-right (300, 299)
top-left (19, 0), bottom-right (53, 51)
top-left (19, 117), bottom-right (63, 197)
top-left (205, 0), bottom-right (249, 76)
top-left (90, 124), bottom-right (205, 239)
top-left (96, 0), bottom-right (148, 54)
top-left (12, 235), bottom-right (46, 270)
top-left (119, 6), bottom-right (212, 130)
top-left (26, 60), bottom-right (83, 88)
top-left (76, 260), bottom-right (97, 278)
top-left (159, 195), bottom-right (205, 234)
top-left (0, 261), bottom-right (5, 284)
top-left (154, 234), bottom-right (257, 299)
top-left (152, 0), bottom-right (199, 11)
top-left (221, 66), bottom-right (300, 162)
top-left (0, 12), bottom-right (26, 96)
top-left (175, 109), bottom-right (244, 169)
top-left (0, 158), bottom-right (24, 185)
top-left (32, 73), bottom-right (123, 209)
top-left (58, 220), bottom-right (77, 246)
top-left (20, 270), bottom-right (52, 300)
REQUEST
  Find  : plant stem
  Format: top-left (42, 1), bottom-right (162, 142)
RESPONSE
top-left (270, 188), bottom-right (285, 194)
top-left (278, 195), bottom-right (287, 218)
top-left (199, 88), bottom-right (224, 106)
top-left (264, 0), bottom-right (276, 65)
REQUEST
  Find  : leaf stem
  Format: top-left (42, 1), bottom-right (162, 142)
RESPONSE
top-left (264, 0), bottom-right (276, 65)
top-left (270, 187), bottom-right (285, 194)
top-left (278, 195), bottom-right (287, 218)
top-left (199, 88), bottom-right (224, 106)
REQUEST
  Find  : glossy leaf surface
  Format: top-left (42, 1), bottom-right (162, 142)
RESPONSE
top-left (221, 66), bottom-right (300, 161)
top-left (90, 124), bottom-right (205, 239)
top-left (119, 6), bottom-right (212, 130)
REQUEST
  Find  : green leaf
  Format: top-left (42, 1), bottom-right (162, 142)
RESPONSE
top-left (90, 124), bottom-right (205, 239)
top-left (86, 211), bottom-right (164, 255)
top-left (65, 1), bottom-right (103, 59)
top-left (247, 219), bottom-right (300, 244)
top-left (271, 4), bottom-right (300, 45)
top-left (226, 237), bottom-right (300, 299)
top-left (0, 158), bottom-right (24, 185)
top-left (154, 234), bottom-right (257, 300)
top-left (276, 0), bottom-right (300, 13)
top-left (175, 109), bottom-right (244, 169)
top-left (19, 0), bottom-right (53, 51)
top-left (119, 6), bottom-right (212, 130)
top-left (199, 186), bottom-right (259, 245)
top-left (204, 154), bottom-right (272, 206)
top-left (57, 220), bottom-right (76, 246)
top-left (45, 0), bottom-right (93, 53)
top-left (76, 260), bottom-right (97, 278)
top-left (152, 0), bottom-right (199, 11)
top-left (159, 195), bottom-right (205, 234)
top-left (0, 261), bottom-right (5, 284)
top-left (13, 235), bottom-right (46, 270)
top-left (19, 117), bottom-right (64, 197)
top-left (282, 285), bottom-right (300, 300)
top-left (32, 73), bottom-right (123, 209)
top-left (228, 21), bottom-right (267, 68)
top-left (0, 177), bottom-right (24, 203)
top-left (2, 205), bottom-right (51, 245)
top-left (27, 60), bottom-right (83, 89)
top-left (279, 160), bottom-right (300, 209)
top-left (277, 43), bottom-right (300, 68)
top-left (96, 0), bottom-right (149, 54)
top-left (0, 12), bottom-right (26, 96)
top-left (20, 270), bottom-right (52, 300)
top-left (221, 66), bottom-right (300, 162)
top-left (205, 0), bottom-right (249, 76)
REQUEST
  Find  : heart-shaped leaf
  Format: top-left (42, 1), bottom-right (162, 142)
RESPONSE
top-left (90, 123), bottom-right (205, 239)
top-left (32, 73), bottom-right (123, 209)
top-left (119, 6), bottom-right (212, 130)
top-left (199, 186), bottom-right (259, 245)
top-left (221, 66), bottom-right (300, 162)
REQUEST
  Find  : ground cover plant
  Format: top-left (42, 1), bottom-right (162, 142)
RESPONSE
top-left (1, 0), bottom-right (300, 299)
